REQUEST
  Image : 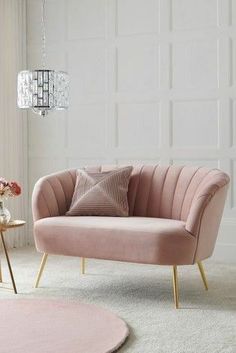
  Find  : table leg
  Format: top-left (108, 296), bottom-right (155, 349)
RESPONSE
top-left (0, 231), bottom-right (17, 294)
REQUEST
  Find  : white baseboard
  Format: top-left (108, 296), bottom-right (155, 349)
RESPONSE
top-left (212, 218), bottom-right (236, 263)
top-left (212, 243), bottom-right (236, 263)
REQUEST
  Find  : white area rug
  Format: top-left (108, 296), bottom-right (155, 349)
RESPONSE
top-left (0, 247), bottom-right (235, 353)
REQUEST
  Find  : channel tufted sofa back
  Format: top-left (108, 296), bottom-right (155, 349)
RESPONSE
top-left (126, 165), bottom-right (229, 220)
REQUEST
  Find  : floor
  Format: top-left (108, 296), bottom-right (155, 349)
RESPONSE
top-left (0, 247), bottom-right (235, 353)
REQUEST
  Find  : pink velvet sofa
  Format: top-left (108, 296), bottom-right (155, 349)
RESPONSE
top-left (32, 165), bottom-right (229, 308)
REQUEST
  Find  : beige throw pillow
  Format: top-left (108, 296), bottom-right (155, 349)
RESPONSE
top-left (66, 166), bottom-right (133, 217)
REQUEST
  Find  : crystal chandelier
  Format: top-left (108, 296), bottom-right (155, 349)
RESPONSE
top-left (17, 0), bottom-right (69, 116)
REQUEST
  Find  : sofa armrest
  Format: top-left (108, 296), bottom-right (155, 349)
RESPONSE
top-left (32, 169), bottom-right (76, 221)
top-left (185, 172), bottom-right (230, 235)
top-left (185, 171), bottom-right (230, 262)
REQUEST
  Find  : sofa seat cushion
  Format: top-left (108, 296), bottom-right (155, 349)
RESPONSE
top-left (34, 216), bottom-right (197, 265)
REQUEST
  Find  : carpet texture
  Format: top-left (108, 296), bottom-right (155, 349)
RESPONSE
top-left (0, 247), bottom-right (235, 353)
top-left (0, 299), bottom-right (128, 353)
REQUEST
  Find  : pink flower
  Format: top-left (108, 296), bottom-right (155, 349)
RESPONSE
top-left (0, 178), bottom-right (9, 188)
top-left (0, 177), bottom-right (21, 199)
top-left (10, 182), bottom-right (21, 196)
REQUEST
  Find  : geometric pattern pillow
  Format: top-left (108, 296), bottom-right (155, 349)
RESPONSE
top-left (66, 166), bottom-right (133, 217)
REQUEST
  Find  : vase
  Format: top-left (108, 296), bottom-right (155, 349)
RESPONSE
top-left (0, 200), bottom-right (11, 224)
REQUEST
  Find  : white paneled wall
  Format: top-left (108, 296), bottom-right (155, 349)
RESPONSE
top-left (27, 0), bottom-right (236, 262)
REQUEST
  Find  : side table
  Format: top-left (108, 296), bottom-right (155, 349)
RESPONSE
top-left (0, 220), bottom-right (26, 294)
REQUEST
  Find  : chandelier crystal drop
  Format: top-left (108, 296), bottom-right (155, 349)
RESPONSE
top-left (17, 0), bottom-right (69, 116)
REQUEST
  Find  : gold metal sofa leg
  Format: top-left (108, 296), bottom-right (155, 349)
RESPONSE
top-left (172, 265), bottom-right (179, 309)
top-left (81, 257), bottom-right (86, 275)
top-left (35, 253), bottom-right (48, 288)
top-left (197, 261), bottom-right (208, 290)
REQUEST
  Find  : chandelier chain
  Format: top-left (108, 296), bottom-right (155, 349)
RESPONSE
top-left (42, 0), bottom-right (46, 68)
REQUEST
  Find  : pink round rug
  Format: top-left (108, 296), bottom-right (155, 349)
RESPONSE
top-left (0, 299), bottom-right (129, 353)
